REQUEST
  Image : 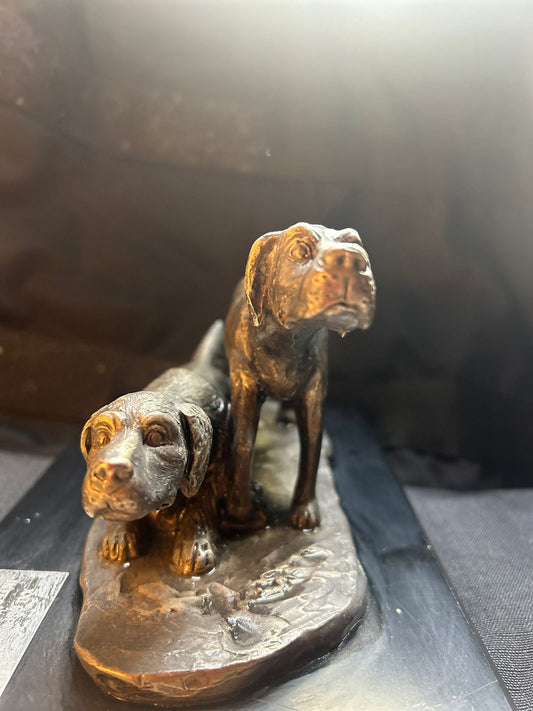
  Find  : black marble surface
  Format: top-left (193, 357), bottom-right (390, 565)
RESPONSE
top-left (0, 407), bottom-right (517, 711)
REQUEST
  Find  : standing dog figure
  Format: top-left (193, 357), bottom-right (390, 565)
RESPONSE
top-left (224, 223), bottom-right (375, 531)
top-left (81, 320), bottom-right (229, 575)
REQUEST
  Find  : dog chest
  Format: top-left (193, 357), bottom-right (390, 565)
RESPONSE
top-left (252, 342), bottom-right (317, 401)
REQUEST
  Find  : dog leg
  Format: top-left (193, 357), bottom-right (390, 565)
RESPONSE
top-left (100, 519), bottom-right (147, 563)
top-left (171, 507), bottom-right (216, 576)
top-left (289, 370), bottom-right (325, 530)
top-left (223, 375), bottom-right (267, 531)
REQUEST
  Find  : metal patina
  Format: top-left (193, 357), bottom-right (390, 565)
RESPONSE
top-left (75, 224), bottom-right (374, 705)
top-left (224, 222), bottom-right (375, 531)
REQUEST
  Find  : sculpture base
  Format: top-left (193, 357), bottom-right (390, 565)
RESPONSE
top-left (74, 408), bottom-right (367, 707)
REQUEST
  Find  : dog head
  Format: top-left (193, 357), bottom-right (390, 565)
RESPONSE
top-left (245, 222), bottom-right (376, 334)
top-left (80, 392), bottom-right (212, 521)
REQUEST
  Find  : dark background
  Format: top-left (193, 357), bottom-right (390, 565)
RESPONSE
top-left (1, 0), bottom-right (532, 485)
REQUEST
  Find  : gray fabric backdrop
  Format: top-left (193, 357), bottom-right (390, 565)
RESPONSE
top-left (407, 487), bottom-right (533, 711)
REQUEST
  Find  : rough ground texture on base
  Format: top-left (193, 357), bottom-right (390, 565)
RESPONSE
top-left (75, 410), bottom-right (367, 706)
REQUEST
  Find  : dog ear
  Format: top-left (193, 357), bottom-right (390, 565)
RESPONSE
top-left (179, 404), bottom-right (213, 497)
top-left (80, 419), bottom-right (93, 461)
top-left (245, 232), bottom-right (280, 326)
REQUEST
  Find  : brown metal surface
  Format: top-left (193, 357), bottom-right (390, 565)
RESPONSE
top-left (74, 250), bottom-right (375, 705)
top-left (224, 223), bottom-right (375, 531)
top-left (75, 409), bottom-right (367, 706)
top-left (79, 320), bottom-right (230, 576)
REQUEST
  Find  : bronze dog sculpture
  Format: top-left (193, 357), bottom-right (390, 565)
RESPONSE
top-left (224, 223), bottom-right (375, 531)
top-left (81, 320), bottom-right (229, 575)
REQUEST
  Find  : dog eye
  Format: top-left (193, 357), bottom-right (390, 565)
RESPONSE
top-left (145, 427), bottom-right (168, 447)
top-left (289, 241), bottom-right (314, 262)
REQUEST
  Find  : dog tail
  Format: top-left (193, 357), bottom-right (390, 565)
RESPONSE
top-left (190, 319), bottom-right (227, 372)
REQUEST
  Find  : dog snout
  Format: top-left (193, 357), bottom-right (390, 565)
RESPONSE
top-left (91, 458), bottom-right (133, 489)
top-left (321, 246), bottom-right (369, 274)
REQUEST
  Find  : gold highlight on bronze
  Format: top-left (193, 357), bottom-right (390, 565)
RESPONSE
top-left (74, 223), bottom-right (375, 707)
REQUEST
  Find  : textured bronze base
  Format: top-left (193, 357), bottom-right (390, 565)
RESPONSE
top-left (74, 408), bottom-right (367, 707)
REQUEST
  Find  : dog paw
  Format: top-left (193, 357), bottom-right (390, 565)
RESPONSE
top-left (172, 533), bottom-right (216, 576)
top-left (101, 522), bottom-right (143, 563)
top-left (289, 499), bottom-right (321, 530)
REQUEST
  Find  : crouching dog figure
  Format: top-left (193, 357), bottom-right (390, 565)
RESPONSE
top-left (80, 320), bottom-right (229, 576)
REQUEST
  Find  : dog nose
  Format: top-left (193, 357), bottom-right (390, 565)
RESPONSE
top-left (322, 247), bottom-right (368, 273)
top-left (92, 458), bottom-right (133, 486)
